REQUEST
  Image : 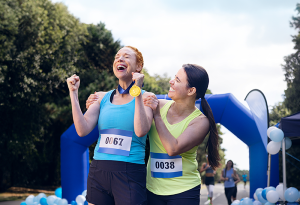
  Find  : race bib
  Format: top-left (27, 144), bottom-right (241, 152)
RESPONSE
top-left (97, 129), bottom-right (132, 156)
top-left (150, 152), bottom-right (182, 178)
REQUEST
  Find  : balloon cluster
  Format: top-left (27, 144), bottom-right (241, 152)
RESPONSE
top-left (231, 197), bottom-right (254, 205)
top-left (266, 127), bottom-right (292, 155)
top-left (20, 188), bottom-right (88, 205)
top-left (251, 184), bottom-right (300, 204)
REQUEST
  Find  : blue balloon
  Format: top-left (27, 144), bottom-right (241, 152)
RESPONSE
top-left (55, 187), bottom-right (62, 198)
top-left (84, 201), bottom-right (88, 205)
top-left (262, 187), bottom-right (276, 200)
top-left (20, 202), bottom-right (27, 205)
top-left (257, 192), bottom-right (268, 204)
top-left (71, 201), bottom-right (77, 205)
top-left (262, 189), bottom-right (267, 200)
top-left (241, 197), bottom-right (253, 205)
top-left (40, 197), bottom-right (48, 205)
top-left (265, 202), bottom-right (275, 205)
top-left (255, 188), bottom-right (263, 199)
top-left (269, 129), bottom-right (284, 142)
top-left (284, 187), bottom-right (299, 202)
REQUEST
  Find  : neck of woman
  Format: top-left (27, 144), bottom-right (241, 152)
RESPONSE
top-left (117, 79), bottom-right (134, 94)
top-left (171, 99), bottom-right (196, 116)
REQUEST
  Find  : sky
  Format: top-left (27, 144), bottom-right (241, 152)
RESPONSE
top-left (52, 0), bottom-right (300, 170)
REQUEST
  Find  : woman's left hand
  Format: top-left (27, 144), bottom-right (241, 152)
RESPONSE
top-left (132, 72), bottom-right (144, 88)
top-left (143, 95), bottom-right (159, 115)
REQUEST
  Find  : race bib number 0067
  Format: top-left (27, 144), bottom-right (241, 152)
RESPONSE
top-left (98, 129), bottom-right (132, 156)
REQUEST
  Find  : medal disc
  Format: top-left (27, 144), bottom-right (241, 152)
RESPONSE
top-left (129, 85), bottom-right (141, 97)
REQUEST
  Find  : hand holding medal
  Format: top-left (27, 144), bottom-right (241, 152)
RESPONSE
top-left (130, 72), bottom-right (144, 97)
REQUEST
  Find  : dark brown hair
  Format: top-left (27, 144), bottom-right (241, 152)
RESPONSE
top-left (182, 64), bottom-right (220, 169)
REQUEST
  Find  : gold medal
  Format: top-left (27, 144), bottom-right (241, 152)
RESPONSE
top-left (129, 85), bottom-right (141, 97)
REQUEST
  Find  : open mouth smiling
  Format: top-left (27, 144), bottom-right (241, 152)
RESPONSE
top-left (117, 64), bottom-right (127, 71)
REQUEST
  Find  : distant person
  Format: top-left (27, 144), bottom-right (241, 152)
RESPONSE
top-left (200, 155), bottom-right (216, 205)
top-left (220, 160), bottom-right (239, 205)
top-left (242, 172), bottom-right (247, 189)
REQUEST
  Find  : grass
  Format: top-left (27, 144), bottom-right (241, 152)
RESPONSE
top-left (0, 187), bottom-right (55, 202)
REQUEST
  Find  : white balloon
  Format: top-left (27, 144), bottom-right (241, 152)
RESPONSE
top-left (276, 184), bottom-right (285, 201)
top-left (267, 190), bottom-right (279, 203)
top-left (58, 198), bottom-right (68, 205)
top-left (82, 190), bottom-right (87, 197)
top-left (267, 127), bottom-right (277, 138)
top-left (253, 192), bottom-right (258, 201)
top-left (253, 201), bottom-right (262, 205)
top-left (36, 193), bottom-right (47, 203)
top-left (267, 141), bottom-right (281, 155)
top-left (47, 195), bottom-right (57, 205)
top-left (26, 195), bottom-right (35, 205)
top-left (76, 195), bottom-right (86, 205)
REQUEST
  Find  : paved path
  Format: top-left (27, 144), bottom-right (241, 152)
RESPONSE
top-left (0, 201), bottom-right (23, 205)
top-left (200, 183), bottom-right (250, 205)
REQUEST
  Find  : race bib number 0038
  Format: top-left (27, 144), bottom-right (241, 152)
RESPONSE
top-left (150, 152), bottom-right (182, 178)
top-left (97, 129), bottom-right (132, 156)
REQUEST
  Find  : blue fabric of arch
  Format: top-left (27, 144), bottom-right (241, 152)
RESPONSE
top-left (60, 93), bottom-right (279, 202)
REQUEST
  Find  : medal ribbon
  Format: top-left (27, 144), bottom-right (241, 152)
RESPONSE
top-left (117, 81), bottom-right (143, 94)
top-left (118, 81), bottom-right (135, 94)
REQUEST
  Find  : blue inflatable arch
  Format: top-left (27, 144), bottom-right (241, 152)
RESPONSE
top-left (61, 93), bottom-right (279, 202)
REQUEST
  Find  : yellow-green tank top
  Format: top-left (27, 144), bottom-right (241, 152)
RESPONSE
top-left (146, 100), bottom-right (202, 195)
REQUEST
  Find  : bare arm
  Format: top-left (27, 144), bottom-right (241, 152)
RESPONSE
top-left (132, 72), bottom-right (153, 137)
top-left (134, 92), bottom-right (154, 137)
top-left (233, 170), bottom-right (240, 184)
top-left (200, 163), bottom-right (207, 173)
top-left (144, 96), bottom-right (209, 156)
top-left (67, 75), bottom-right (103, 137)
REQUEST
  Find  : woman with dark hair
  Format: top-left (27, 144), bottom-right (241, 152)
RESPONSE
top-left (220, 160), bottom-right (239, 205)
top-left (68, 46), bottom-right (153, 205)
top-left (143, 64), bottom-right (221, 205)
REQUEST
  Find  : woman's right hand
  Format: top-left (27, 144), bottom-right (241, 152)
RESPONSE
top-left (86, 92), bottom-right (99, 109)
top-left (143, 95), bottom-right (159, 114)
top-left (67, 74), bottom-right (80, 92)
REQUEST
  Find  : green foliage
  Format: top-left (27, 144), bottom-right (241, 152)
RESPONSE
top-left (281, 3), bottom-right (300, 113)
top-left (269, 102), bottom-right (292, 126)
top-left (0, 0), bottom-right (88, 191)
top-left (0, 0), bottom-right (124, 191)
top-left (143, 68), bottom-right (171, 94)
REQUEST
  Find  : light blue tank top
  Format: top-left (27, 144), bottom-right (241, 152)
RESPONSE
top-left (224, 168), bottom-right (235, 188)
top-left (93, 89), bottom-right (147, 164)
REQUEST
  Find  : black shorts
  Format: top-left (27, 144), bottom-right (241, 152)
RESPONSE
top-left (205, 176), bottom-right (215, 186)
top-left (86, 160), bottom-right (147, 205)
top-left (147, 185), bottom-right (200, 205)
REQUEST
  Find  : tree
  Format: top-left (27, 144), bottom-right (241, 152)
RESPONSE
top-left (276, 3), bottom-right (300, 189)
top-left (269, 102), bottom-right (291, 126)
top-left (0, 0), bottom-right (89, 191)
top-left (282, 3), bottom-right (300, 113)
